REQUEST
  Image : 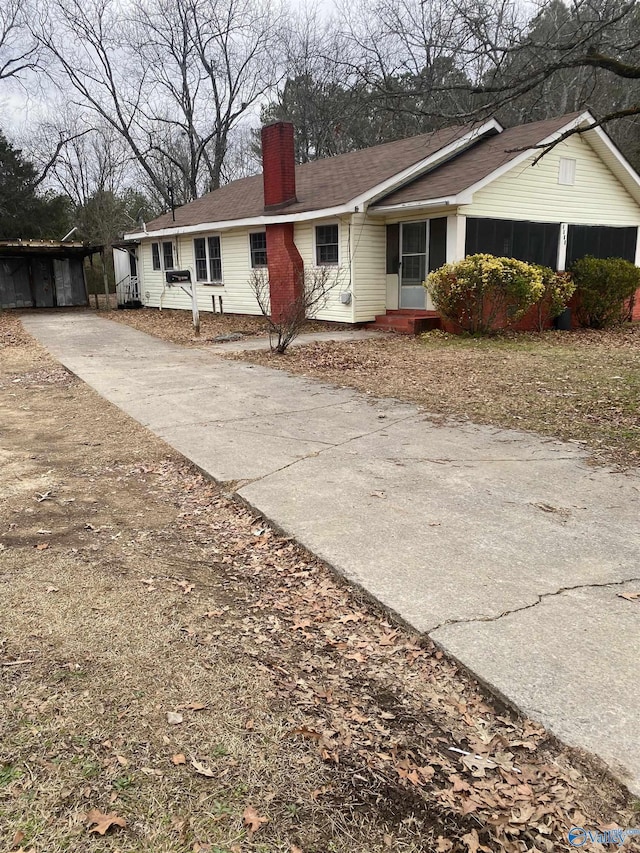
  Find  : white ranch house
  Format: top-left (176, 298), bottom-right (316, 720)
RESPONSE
top-left (116, 111), bottom-right (640, 332)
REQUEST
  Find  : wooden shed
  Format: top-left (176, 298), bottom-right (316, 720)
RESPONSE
top-left (0, 240), bottom-right (102, 309)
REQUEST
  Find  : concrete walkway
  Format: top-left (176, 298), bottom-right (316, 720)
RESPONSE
top-left (208, 328), bottom-right (385, 352)
top-left (22, 312), bottom-right (640, 795)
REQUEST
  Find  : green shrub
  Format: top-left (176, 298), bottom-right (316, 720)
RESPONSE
top-left (534, 267), bottom-right (576, 332)
top-left (572, 256), bottom-right (640, 328)
top-left (425, 254), bottom-right (544, 334)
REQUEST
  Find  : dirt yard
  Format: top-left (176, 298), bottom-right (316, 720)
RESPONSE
top-left (238, 326), bottom-right (640, 469)
top-left (1, 310), bottom-right (639, 853)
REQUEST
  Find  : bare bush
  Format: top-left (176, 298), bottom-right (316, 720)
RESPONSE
top-left (249, 266), bottom-right (342, 353)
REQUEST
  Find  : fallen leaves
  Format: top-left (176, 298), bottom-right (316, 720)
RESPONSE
top-left (190, 758), bottom-right (215, 778)
top-left (461, 753), bottom-right (498, 778)
top-left (242, 805), bottom-right (268, 834)
top-left (617, 591), bottom-right (640, 601)
top-left (3, 348), bottom-right (636, 853)
top-left (461, 829), bottom-right (492, 853)
top-left (167, 711), bottom-right (183, 725)
top-left (85, 808), bottom-right (127, 835)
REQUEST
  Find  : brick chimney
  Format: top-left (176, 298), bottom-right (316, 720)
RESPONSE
top-left (261, 121), bottom-right (303, 323)
top-left (261, 121), bottom-right (297, 210)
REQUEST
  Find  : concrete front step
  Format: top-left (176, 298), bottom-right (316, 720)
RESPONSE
top-left (366, 310), bottom-right (442, 335)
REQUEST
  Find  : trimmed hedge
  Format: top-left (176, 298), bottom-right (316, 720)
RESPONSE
top-left (425, 254), bottom-right (544, 334)
top-left (572, 256), bottom-right (640, 328)
top-left (534, 268), bottom-right (576, 332)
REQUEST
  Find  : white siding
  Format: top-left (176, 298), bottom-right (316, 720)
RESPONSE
top-left (461, 135), bottom-right (640, 226)
top-left (112, 248), bottom-right (130, 285)
top-left (349, 213), bottom-right (387, 322)
top-left (294, 218), bottom-right (355, 322)
top-left (139, 222), bottom-right (357, 321)
top-left (138, 230), bottom-right (262, 316)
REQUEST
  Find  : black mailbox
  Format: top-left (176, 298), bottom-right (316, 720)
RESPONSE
top-left (166, 270), bottom-right (191, 284)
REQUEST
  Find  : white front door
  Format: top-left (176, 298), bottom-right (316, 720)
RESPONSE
top-left (399, 221), bottom-right (428, 309)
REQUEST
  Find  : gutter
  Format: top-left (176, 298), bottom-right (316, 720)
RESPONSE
top-left (368, 197), bottom-right (457, 214)
top-left (125, 204), bottom-right (356, 240)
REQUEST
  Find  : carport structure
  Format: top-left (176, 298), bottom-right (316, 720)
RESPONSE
top-left (0, 240), bottom-right (102, 309)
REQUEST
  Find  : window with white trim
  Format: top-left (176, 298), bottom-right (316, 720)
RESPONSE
top-left (194, 236), bottom-right (222, 283)
top-left (151, 242), bottom-right (161, 270)
top-left (249, 232), bottom-right (267, 268)
top-left (162, 241), bottom-right (175, 270)
top-left (558, 158), bottom-right (576, 186)
top-left (315, 224), bottom-right (339, 265)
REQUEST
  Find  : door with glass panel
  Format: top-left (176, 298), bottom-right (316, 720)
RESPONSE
top-left (400, 221), bottom-right (427, 309)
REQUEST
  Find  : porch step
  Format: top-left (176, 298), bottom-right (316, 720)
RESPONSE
top-left (366, 310), bottom-right (441, 335)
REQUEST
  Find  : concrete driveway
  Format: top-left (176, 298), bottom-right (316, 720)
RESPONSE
top-left (21, 312), bottom-right (640, 795)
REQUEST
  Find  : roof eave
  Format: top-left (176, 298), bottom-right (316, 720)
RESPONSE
top-left (125, 203), bottom-right (356, 240)
top-left (368, 197), bottom-right (458, 214)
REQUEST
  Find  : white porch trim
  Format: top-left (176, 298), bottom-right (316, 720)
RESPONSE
top-left (557, 223), bottom-right (568, 271)
top-left (446, 214), bottom-right (466, 263)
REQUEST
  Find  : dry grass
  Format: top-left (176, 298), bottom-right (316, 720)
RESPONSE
top-left (235, 326), bottom-right (640, 468)
top-left (1, 310), bottom-right (639, 852)
top-left (103, 306), bottom-right (352, 348)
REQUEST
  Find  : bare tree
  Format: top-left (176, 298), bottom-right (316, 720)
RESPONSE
top-left (34, 0), bottom-right (284, 208)
top-left (188, 0), bottom-right (284, 191)
top-left (29, 111), bottom-right (132, 205)
top-left (455, 0), bottom-right (640, 120)
top-left (340, 0), bottom-right (639, 148)
top-left (0, 0), bottom-right (40, 83)
top-left (249, 266), bottom-right (342, 353)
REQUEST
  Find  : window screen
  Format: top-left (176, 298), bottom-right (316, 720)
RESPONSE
top-left (316, 224), bottom-right (339, 265)
top-left (194, 236), bottom-right (223, 282)
top-left (428, 218), bottom-right (447, 273)
top-left (250, 232), bottom-right (267, 268)
top-left (566, 225), bottom-right (637, 267)
top-left (208, 236), bottom-right (222, 281)
top-left (152, 243), bottom-right (161, 270)
top-left (386, 224), bottom-right (399, 274)
top-left (402, 222), bottom-right (427, 255)
top-left (162, 241), bottom-right (174, 270)
top-left (194, 238), bottom-right (208, 281)
top-left (465, 217), bottom-right (559, 269)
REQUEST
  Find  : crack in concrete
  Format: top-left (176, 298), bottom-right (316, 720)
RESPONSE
top-left (430, 576), bottom-right (640, 634)
top-left (238, 412), bottom-right (420, 489)
top-left (104, 379), bottom-right (361, 424)
top-left (153, 397), bottom-right (365, 433)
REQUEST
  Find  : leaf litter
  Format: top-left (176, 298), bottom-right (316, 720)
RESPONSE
top-left (0, 310), bottom-right (638, 852)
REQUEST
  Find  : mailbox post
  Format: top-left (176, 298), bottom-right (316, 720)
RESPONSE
top-left (166, 270), bottom-right (200, 336)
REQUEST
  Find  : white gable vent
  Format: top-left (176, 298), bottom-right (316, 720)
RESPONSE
top-left (558, 157), bottom-right (576, 185)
